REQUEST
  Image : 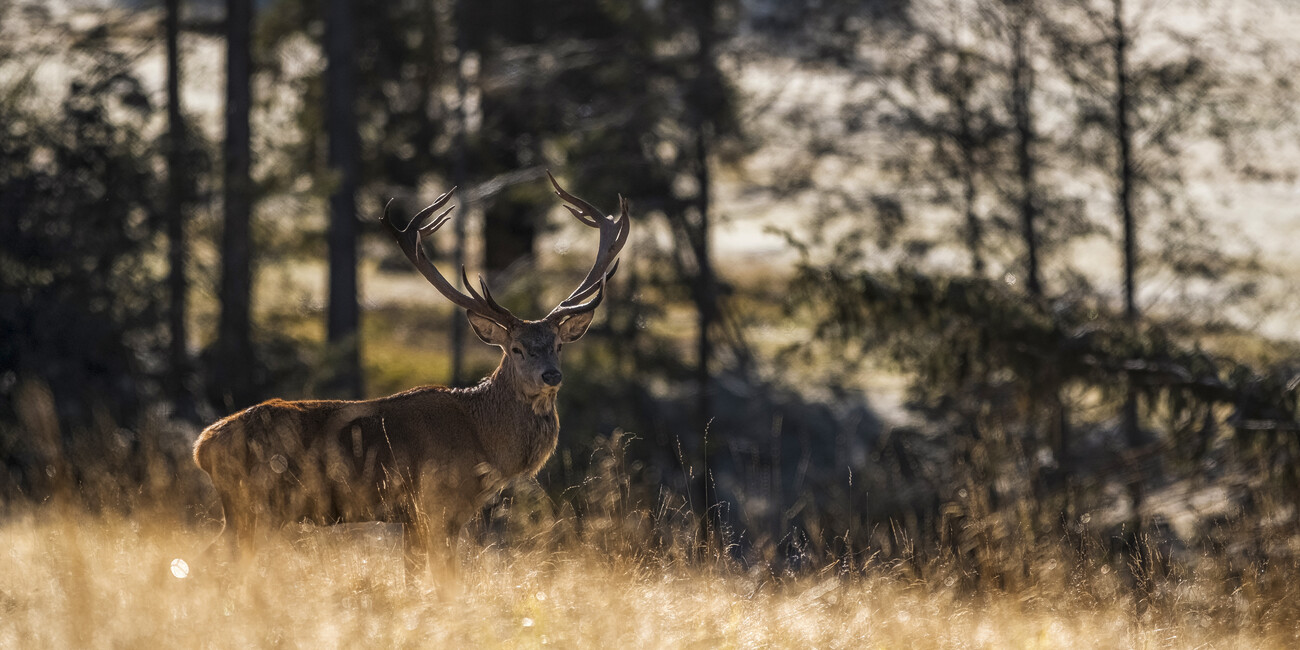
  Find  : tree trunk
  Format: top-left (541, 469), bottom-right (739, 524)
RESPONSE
top-left (215, 0), bottom-right (255, 410)
top-left (164, 0), bottom-right (194, 418)
top-left (689, 0), bottom-right (720, 552)
top-left (483, 197), bottom-right (538, 274)
top-left (326, 0), bottom-right (362, 398)
top-left (955, 50), bottom-right (984, 277)
top-left (1115, 0), bottom-right (1137, 322)
top-left (1011, 5), bottom-right (1041, 297)
top-left (693, 126), bottom-right (714, 439)
top-left (1112, 0), bottom-right (1150, 613)
top-left (449, 0), bottom-right (470, 387)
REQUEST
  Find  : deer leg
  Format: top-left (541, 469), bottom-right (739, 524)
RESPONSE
top-left (401, 514), bottom-right (432, 580)
top-left (441, 516), bottom-right (469, 578)
top-left (199, 491), bottom-right (241, 562)
top-left (230, 505), bottom-right (261, 568)
top-left (405, 517), bottom-right (463, 575)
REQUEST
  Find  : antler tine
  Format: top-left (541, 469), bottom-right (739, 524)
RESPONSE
top-left (562, 204), bottom-right (600, 228)
top-left (545, 172), bottom-right (631, 321)
top-left (418, 211), bottom-right (453, 234)
top-left (560, 194), bottom-right (630, 304)
top-left (382, 187), bottom-right (456, 231)
top-left (459, 267), bottom-right (515, 324)
top-left (477, 276), bottom-right (512, 316)
top-left (380, 189), bottom-right (518, 326)
top-left (564, 257), bottom-right (621, 306)
top-left (548, 170), bottom-right (605, 221)
top-left (546, 274), bottom-right (608, 322)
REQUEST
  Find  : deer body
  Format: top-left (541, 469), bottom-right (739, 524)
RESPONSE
top-left (193, 176), bottom-right (628, 571)
top-left (194, 360), bottom-right (558, 563)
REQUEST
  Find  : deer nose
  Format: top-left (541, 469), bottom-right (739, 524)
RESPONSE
top-left (541, 369), bottom-right (562, 386)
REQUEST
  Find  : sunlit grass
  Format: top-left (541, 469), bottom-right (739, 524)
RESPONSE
top-left (0, 501), bottom-right (1295, 649)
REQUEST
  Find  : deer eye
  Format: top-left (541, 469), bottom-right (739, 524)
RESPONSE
top-left (512, 347), bottom-right (524, 357)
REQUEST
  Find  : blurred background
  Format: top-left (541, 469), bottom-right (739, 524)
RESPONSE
top-left (1, 0), bottom-right (1298, 598)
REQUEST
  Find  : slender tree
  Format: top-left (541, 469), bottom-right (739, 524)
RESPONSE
top-left (457, 1), bottom-right (545, 282)
top-left (954, 47), bottom-right (984, 276)
top-left (448, 0), bottom-right (470, 386)
top-left (164, 0), bottom-right (194, 417)
top-left (1109, 0), bottom-right (1151, 610)
top-left (1008, 0), bottom-right (1041, 297)
top-left (215, 0), bottom-right (255, 409)
top-left (689, 0), bottom-right (719, 437)
top-left (681, 0), bottom-right (724, 550)
top-left (324, 0), bottom-right (362, 398)
top-left (1004, 1), bottom-right (1068, 483)
top-left (863, 8), bottom-right (1014, 279)
top-left (1111, 0), bottom-right (1136, 322)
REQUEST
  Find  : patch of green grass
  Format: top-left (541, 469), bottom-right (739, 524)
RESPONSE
top-left (362, 306), bottom-right (500, 397)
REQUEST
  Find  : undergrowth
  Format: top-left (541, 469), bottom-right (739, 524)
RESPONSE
top-left (1, 425), bottom-right (1298, 649)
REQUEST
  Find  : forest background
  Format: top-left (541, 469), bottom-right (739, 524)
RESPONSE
top-left (2, 0), bottom-right (1300, 645)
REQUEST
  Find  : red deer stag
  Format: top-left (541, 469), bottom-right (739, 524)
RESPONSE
top-left (193, 173), bottom-right (629, 572)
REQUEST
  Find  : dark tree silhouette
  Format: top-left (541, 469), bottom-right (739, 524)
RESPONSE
top-left (215, 0), bottom-right (256, 409)
top-left (448, 0), bottom-right (470, 386)
top-left (1109, 0), bottom-right (1150, 610)
top-left (683, 0), bottom-right (723, 548)
top-left (0, 17), bottom-right (161, 424)
top-left (688, 0), bottom-right (721, 437)
top-left (1111, 0), bottom-right (1137, 322)
top-left (1008, 0), bottom-right (1041, 296)
top-left (164, 0), bottom-right (194, 418)
top-left (325, 0), bottom-right (362, 398)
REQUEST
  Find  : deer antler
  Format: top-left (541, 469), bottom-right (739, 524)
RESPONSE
top-left (380, 188), bottom-right (519, 326)
top-left (545, 171), bottom-right (630, 322)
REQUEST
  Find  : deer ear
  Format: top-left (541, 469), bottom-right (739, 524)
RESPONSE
top-left (466, 311), bottom-right (509, 346)
top-left (557, 311), bottom-right (596, 343)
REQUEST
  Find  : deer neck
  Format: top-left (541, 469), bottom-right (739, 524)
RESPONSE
top-left (480, 359), bottom-right (558, 416)
top-left (464, 356), bottom-right (560, 477)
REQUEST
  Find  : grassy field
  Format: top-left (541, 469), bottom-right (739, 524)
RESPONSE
top-left (1, 498), bottom-right (1296, 649)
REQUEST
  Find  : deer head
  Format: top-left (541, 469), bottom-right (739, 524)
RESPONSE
top-left (380, 172), bottom-right (630, 398)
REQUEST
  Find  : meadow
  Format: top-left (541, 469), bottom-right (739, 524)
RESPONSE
top-left (2, 438), bottom-right (1297, 650)
top-left (5, 1), bottom-right (1300, 647)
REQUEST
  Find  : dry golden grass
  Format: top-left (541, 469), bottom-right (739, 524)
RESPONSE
top-left (0, 501), bottom-right (1294, 650)
top-left (2, 384), bottom-right (1297, 648)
